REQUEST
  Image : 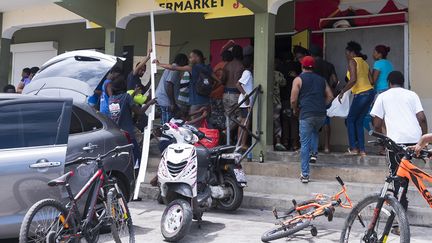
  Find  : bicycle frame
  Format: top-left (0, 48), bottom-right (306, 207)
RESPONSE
top-left (364, 157), bottom-right (432, 242)
top-left (61, 166), bottom-right (107, 240)
top-left (281, 184), bottom-right (353, 226)
top-left (397, 158), bottom-right (432, 207)
top-left (359, 131), bottom-right (432, 242)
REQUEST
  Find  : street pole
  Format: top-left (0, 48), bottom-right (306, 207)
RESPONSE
top-left (133, 11), bottom-right (157, 200)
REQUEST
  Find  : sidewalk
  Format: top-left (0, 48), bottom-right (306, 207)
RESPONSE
top-left (98, 199), bottom-right (432, 243)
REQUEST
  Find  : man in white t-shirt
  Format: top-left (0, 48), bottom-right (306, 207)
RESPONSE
top-left (370, 70), bottom-right (427, 212)
top-left (236, 56), bottom-right (253, 150)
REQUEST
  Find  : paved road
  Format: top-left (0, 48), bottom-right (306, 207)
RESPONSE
top-left (3, 199), bottom-right (431, 243)
top-left (99, 199), bottom-right (432, 243)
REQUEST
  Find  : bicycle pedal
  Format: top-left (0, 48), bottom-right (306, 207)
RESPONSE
top-left (324, 207), bottom-right (334, 222)
top-left (292, 199), bottom-right (297, 207)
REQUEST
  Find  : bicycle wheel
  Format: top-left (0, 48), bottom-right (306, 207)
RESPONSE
top-left (107, 188), bottom-right (135, 243)
top-left (19, 198), bottom-right (76, 243)
top-left (340, 193), bottom-right (410, 243)
top-left (261, 219), bottom-right (311, 242)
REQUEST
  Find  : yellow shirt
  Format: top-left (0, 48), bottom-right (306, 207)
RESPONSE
top-left (347, 57), bottom-right (373, 94)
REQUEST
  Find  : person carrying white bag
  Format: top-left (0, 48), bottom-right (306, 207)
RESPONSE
top-left (327, 90), bottom-right (352, 118)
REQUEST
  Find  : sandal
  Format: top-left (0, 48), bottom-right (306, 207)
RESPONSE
top-left (360, 151), bottom-right (367, 157)
top-left (344, 148), bottom-right (359, 156)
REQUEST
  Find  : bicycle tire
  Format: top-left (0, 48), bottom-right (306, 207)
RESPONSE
top-left (340, 193), bottom-right (410, 243)
top-left (108, 188), bottom-right (135, 243)
top-left (261, 219), bottom-right (310, 242)
top-left (19, 198), bottom-right (77, 243)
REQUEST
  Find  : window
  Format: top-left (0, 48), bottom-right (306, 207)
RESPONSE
top-left (73, 107), bottom-right (103, 132)
top-left (69, 110), bottom-right (84, 134)
top-left (32, 56), bottom-right (115, 91)
top-left (0, 102), bottom-right (68, 149)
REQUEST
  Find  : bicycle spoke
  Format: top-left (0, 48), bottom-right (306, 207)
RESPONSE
top-left (346, 198), bottom-right (402, 242)
top-left (109, 194), bottom-right (133, 242)
top-left (27, 206), bottom-right (61, 243)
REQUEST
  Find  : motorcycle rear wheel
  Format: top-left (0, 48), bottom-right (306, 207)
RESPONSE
top-left (217, 176), bottom-right (243, 211)
top-left (161, 199), bottom-right (193, 242)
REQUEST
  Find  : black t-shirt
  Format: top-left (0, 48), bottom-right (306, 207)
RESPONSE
top-left (127, 72), bottom-right (142, 90)
top-left (277, 61), bottom-right (301, 101)
top-left (313, 57), bottom-right (336, 86)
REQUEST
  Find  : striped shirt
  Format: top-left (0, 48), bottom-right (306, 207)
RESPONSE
top-left (177, 72), bottom-right (190, 106)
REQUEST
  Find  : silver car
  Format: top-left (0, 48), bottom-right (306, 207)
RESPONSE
top-left (0, 51), bottom-right (136, 239)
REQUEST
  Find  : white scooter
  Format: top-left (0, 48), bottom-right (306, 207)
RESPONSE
top-left (157, 121), bottom-right (247, 242)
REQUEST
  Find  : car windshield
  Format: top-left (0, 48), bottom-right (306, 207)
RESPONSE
top-left (32, 56), bottom-right (115, 91)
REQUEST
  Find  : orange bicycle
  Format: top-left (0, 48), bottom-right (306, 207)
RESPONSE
top-left (340, 131), bottom-right (432, 243)
top-left (261, 176), bottom-right (353, 242)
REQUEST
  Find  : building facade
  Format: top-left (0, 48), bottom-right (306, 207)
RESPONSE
top-left (0, 0), bottom-right (431, 157)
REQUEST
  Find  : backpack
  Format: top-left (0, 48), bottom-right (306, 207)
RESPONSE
top-left (195, 66), bottom-right (214, 97)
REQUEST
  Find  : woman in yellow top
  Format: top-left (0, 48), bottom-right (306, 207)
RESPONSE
top-left (338, 41), bottom-right (375, 156)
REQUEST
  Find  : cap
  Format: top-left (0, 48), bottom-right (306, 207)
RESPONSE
top-left (301, 56), bottom-right (315, 68)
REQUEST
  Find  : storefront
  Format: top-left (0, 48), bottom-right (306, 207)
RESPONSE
top-left (1, 0), bottom-right (432, 156)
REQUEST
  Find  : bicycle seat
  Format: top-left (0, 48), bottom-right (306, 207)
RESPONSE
top-left (47, 171), bottom-right (74, 187)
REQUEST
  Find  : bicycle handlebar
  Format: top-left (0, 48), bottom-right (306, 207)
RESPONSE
top-left (369, 130), bottom-right (432, 160)
top-left (67, 144), bottom-right (134, 166)
top-left (336, 176), bottom-right (345, 186)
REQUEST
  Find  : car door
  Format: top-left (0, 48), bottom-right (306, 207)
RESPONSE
top-left (0, 98), bottom-right (72, 238)
top-left (66, 106), bottom-right (105, 162)
top-left (66, 106), bottom-right (105, 196)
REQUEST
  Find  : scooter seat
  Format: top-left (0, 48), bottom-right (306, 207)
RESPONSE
top-left (209, 146), bottom-right (236, 155)
top-left (47, 171), bottom-right (74, 187)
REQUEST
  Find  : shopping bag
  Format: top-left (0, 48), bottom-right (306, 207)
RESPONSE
top-left (197, 127), bottom-right (220, 148)
top-left (327, 91), bottom-right (351, 118)
top-left (193, 119), bottom-right (220, 148)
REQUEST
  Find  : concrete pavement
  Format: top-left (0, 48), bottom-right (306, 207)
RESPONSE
top-left (1, 198), bottom-right (431, 242)
top-left (99, 199), bottom-right (432, 243)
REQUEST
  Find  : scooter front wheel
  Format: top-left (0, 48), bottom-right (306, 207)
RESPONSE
top-left (161, 199), bottom-right (193, 242)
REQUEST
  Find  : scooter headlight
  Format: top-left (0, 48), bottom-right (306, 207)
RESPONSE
top-left (183, 130), bottom-right (195, 143)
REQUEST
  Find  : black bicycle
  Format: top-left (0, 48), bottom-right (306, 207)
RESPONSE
top-left (19, 144), bottom-right (135, 243)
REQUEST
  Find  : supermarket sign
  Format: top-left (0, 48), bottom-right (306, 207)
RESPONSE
top-left (156, 0), bottom-right (253, 19)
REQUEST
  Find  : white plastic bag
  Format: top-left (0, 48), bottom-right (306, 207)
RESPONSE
top-left (327, 91), bottom-right (351, 118)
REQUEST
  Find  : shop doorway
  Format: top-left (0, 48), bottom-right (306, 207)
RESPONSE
top-left (324, 25), bottom-right (406, 87)
top-left (275, 35), bottom-right (292, 58)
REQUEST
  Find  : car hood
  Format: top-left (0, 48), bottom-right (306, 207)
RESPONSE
top-left (23, 50), bottom-right (123, 100)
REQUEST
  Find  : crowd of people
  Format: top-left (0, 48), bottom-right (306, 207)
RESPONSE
top-left (2, 66), bottom-right (40, 94)
top-left (3, 41), bottom-right (429, 188)
top-left (291, 41), bottom-right (428, 184)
